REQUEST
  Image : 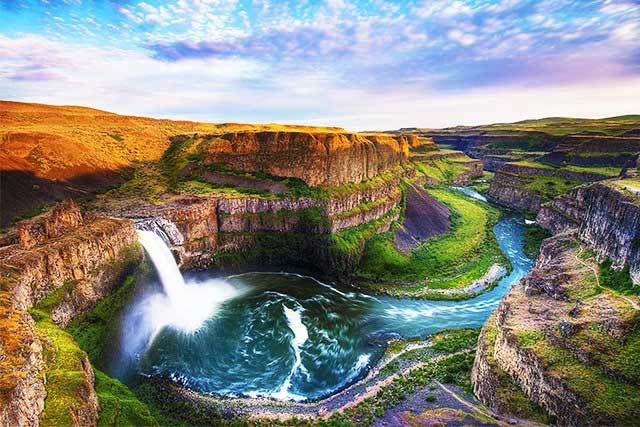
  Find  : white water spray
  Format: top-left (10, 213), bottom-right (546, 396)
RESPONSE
top-left (122, 229), bottom-right (243, 361)
top-left (136, 231), bottom-right (185, 300)
top-left (272, 305), bottom-right (309, 401)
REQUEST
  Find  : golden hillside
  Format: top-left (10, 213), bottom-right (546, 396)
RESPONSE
top-left (0, 100), bottom-right (344, 226)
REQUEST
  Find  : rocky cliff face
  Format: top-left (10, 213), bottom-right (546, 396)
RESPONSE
top-left (538, 136), bottom-right (640, 168)
top-left (473, 233), bottom-right (640, 425)
top-left (537, 180), bottom-right (640, 285)
top-left (486, 169), bottom-right (544, 212)
top-left (0, 292), bottom-right (45, 427)
top-left (487, 162), bottom-right (613, 213)
top-left (425, 131), bottom-right (640, 171)
top-left (0, 200), bottom-right (140, 426)
top-left (200, 131), bottom-right (412, 186)
top-left (136, 183), bottom-right (402, 272)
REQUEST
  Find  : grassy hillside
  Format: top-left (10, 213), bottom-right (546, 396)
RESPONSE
top-left (0, 100), bottom-right (346, 226)
top-left (356, 187), bottom-right (506, 296)
top-left (433, 115), bottom-right (640, 137)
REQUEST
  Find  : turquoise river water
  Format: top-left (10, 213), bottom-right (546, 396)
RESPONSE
top-left (115, 188), bottom-right (533, 402)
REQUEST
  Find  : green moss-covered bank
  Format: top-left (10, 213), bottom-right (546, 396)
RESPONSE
top-left (29, 255), bottom-right (160, 427)
top-left (355, 187), bottom-right (507, 297)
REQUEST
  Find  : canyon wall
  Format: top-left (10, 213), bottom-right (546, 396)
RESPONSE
top-left (136, 172), bottom-right (404, 274)
top-left (200, 131), bottom-right (413, 186)
top-left (0, 201), bottom-right (140, 426)
top-left (487, 162), bottom-right (614, 213)
top-left (538, 136), bottom-right (640, 167)
top-left (537, 180), bottom-right (640, 285)
top-left (425, 131), bottom-right (640, 171)
top-left (473, 233), bottom-right (640, 425)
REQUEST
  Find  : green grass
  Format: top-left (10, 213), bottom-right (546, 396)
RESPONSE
top-left (331, 206), bottom-right (401, 256)
top-left (66, 272), bottom-right (140, 364)
top-left (430, 328), bottom-right (480, 354)
top-left (513, 160), bottom-right (621, 178)
top-left (30, 261), bottom-right (161, 426)
top-left (414, 158), bottom-right (473, 183)
top-left (569, 324), bottom-right (640, 385)
top-left (532, 338), bottom-right (640, 423)
top-left (599, 259), bottom-right (639, 295)
top-left (318, 351), bottom-right (477, 426)
top-left (469, 115), bottom-right (640, 137)
top-left (30, 308), bottom-right (158, 427)
top-left (467, 172), bottom-right (493, 193)
top-left (523, 225), bottom-right (551, 259)
top-left (30, 311), bottom-right (94, 426)
top-left (94, 371), bottom-right (158, 426)
top-left (94, 162), bottom-right (169, 206)
top-left (175, 177), bottom-right (273, 197)
top-left (333, 193), bottom-right (397, 221)
top-left (563, 164), bottom-right (622, 177)
top-left (357, 187), bottom-right (506, 292)
top-left (517, 330), bottom-right (544, 347)
top-left (480, 317), bottom-right (552, 424)
top-left (522, 175), bottom-right (582, 202)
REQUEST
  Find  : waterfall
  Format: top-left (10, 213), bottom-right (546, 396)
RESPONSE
top-left (119, 221), bottom-right (244, 364)
top-left (137, 230), bottom-right (185, 300)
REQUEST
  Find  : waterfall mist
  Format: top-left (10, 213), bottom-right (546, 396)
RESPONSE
top-left (120, 229), bottom-right (244, 364)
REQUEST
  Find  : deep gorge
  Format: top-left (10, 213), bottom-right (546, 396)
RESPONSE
top-left (1, 102), bottom-right (639, 427)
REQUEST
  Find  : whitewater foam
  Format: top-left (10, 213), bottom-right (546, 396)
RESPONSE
top-left (271, 304), bottom-right (309, 401)
top-left (122, 229), bottom-right (244, 360)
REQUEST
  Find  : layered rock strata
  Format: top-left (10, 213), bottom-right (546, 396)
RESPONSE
top-left (537, 180), bottom-right (640, 285)
top-left (473, 233), bottom-right (640, 425)
top-left (487, 162), bottom-right (613, 212)
top-left (200, 131), bottom-right (414, 186)
top-left (0, 201), bottom-right (140, 426)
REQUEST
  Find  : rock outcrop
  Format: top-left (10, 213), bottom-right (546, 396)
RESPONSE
top-left (0, 200), bottom-right (141, 426)
top-left (132, 186), bottom-right (402, 274)
top-left (537, 180), bottom-right (640, 285)
top-left (486, 169), bottom-right (545, 212)
top-left (537, 135), bottom-right (640, 168)
top-left (487, 162), bottom-right (614, 212)
top-left (473, 233), bottom-right (640, 425)
top-left (0, 292), bottom-right (45, 427)
top-left (200, 131), bottom-right (412, 186)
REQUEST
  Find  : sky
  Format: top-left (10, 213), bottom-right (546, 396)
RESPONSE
top-left (0, 0), bottom-right (639, 130)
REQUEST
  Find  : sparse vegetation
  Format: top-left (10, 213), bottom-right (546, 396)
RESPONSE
top-left (599, 259), bottom-right (638, 295)
top-left (523, 224), bottom-right (551, 259)
top-left (531, 337), bottom-right (640, 423)
top-left (522, 175), bottom-right (582, 202)
top-left (430, 329), bottom-right (480, 354)
top-left (357, 187), bottom-right (506, 293)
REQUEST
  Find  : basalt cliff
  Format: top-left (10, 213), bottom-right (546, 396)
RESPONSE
top-left (0, 201), bottom-right (140, 426)
top-left (199, 131), bottom-right (414, 186)
top-left (472, 231), bottom-right (640, 425)
top-left (5, 102), bottom-right (640, 427)
top-left (472, 174), bottom-right (640, 425)
top-left (0, 102), bottom-right (491, 426)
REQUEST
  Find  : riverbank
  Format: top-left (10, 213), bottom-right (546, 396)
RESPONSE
top-left (49, 207), bottom-right (533, 426)
top-left (117, 329), bottom-right (516, 426)
top-left (355, 186), bottom-right (509, 299)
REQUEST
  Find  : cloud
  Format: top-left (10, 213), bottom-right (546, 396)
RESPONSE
top-left (149, 27), bottom-right (351, 61)
top-left (447, 29), bottom-right (476, 46)
top-left (1, 0), bottom-right (640, 129)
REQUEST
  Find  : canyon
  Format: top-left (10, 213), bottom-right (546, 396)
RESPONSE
top-left (1, 102), bottom-right (639, 426)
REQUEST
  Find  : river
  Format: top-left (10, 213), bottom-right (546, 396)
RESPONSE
top-left (115, 188), bottom-right (533, 402)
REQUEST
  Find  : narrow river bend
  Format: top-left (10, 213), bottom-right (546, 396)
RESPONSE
top-left (114, 189), bottom-right (533, 402)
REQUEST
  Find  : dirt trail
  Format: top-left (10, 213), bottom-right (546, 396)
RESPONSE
top-left (575, 246), bottom-right (640, 310)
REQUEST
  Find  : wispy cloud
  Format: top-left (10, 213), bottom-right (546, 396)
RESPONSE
top-left (0, 0), bottom-right (639, 128)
